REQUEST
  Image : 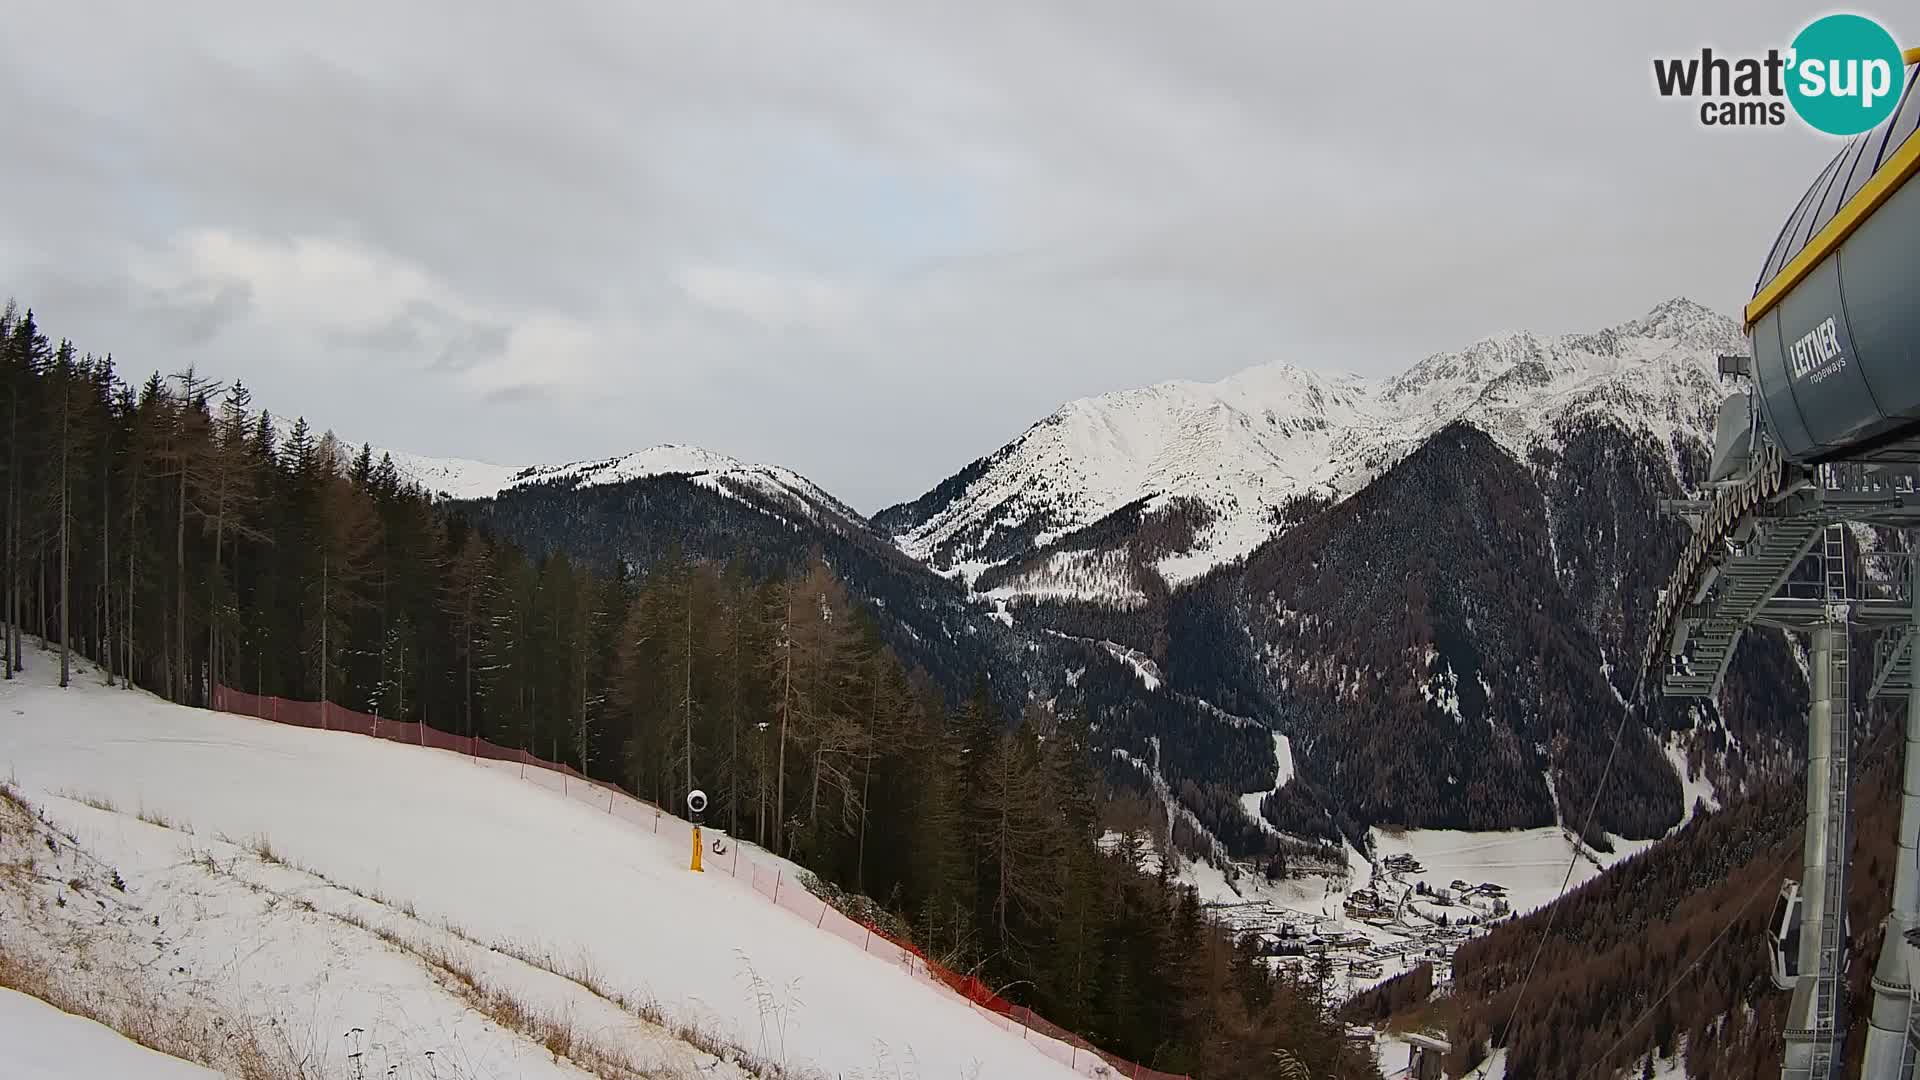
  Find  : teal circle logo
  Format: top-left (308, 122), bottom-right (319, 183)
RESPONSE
top-left (1786, 14), bottom-right (1906, 135)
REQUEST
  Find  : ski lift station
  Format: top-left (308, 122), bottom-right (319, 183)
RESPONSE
top-left (1647, 46), bottom-right (1920, 1080)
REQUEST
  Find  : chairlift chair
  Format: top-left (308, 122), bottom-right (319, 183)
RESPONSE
top-left (1766, 878), bottom-right (1852, 992)
top-left (1768, 879), bottom-right (1802, 991)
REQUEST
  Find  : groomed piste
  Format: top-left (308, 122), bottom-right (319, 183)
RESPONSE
top-left (0, 650), bottom-right (1098, 1079)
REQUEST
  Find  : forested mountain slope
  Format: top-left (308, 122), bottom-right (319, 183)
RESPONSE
top-left (416, 300), bottom-right (1807, 850)
top-left (1414, 702), bottom-right (1907, 1079)
top-left (0, 300), bottom-right (1376, 1080)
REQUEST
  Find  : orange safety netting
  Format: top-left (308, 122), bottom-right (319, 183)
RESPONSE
top-left (210, 686), bottom-right (1190, 1080)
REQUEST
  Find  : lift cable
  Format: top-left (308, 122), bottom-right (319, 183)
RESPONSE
top-left (1473, 701), bottom-right (1636, 1076)
top-left (1573, 836), bottom-right (1804, 1080)
top-left (1572, 717), bottom-right (1900, 1080)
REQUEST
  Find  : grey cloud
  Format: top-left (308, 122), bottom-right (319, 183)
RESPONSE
top-left (0, 0), bottom-right (1847, 511)
top-left (481, 381), bottom-right (548, 405)
top-left (140, 280), bottom-right (255, 348)
top-left (429, 323), bottom-right (512, 374)
top-left (327, 300), bottom-right (512, 374)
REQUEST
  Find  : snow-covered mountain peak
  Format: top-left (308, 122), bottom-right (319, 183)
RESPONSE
top-left (367, 442), bottom-right (862, 530)
top-left (1368, 297), bottom-right (1740, 467)
top-left (511, 444), bottom-right (863, 523)
top-left (514, 444), bottom-right (753, 489)
top-left (1623, 295), bottom-right (1742, 350)
top-left (884, 298), bottom-right (1740, 599)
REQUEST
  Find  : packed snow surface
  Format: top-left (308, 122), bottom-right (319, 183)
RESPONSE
top-left (890, 298), bottom-right (1740, 594)
top-left (1, 782), bottom-right (741, 1080)
top-left (377, 448), bottom-right (528, 501)
top-left (1663, 735), bottom-right (1721, 827)
top-left (0, 658), bottom-right (1084, 1080)
top-left (0, 987), bottom-right (220, 1080)
top-left (1368, 825), bottom-right (1655, 916)
top-left (383, 442), bottom-right (859, 525)
top-left (1239, 733), bottom-right (1294, 835)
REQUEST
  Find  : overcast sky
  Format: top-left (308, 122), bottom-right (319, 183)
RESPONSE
top-left (0, 1), bottom-right (1888, 510)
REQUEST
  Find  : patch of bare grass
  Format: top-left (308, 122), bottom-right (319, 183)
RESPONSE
top-left (0, 779), bottom-right (32, 816)
top-left (0, 925), bottom-right (311, 1078)
top-left (61, 790), bottom-right (118, 815)
top-left (136, 805), bottom-right (187, 832)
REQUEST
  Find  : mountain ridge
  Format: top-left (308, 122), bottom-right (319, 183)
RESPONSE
top-left (878, 296), bottom-right (1742, 601)
top-left (375, 295), bottom-right (1794, 850)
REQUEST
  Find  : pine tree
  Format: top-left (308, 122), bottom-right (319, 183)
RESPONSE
top-left (47, 340), bottom-right (86, 687)
top-left (307, 435), bottom-right (379, 714)
top-left (978, 716), bottom-right (1067, 964)
top-left (444, 533), bottom-right (492, 737)
top-left (0, 301), bottom-right (1384, 1080)
top-left (163, 367), bottom-right (222, 703)
top-left (4, 310), bottom-right (52, 676)
top-left (205, 381), bottom-right (267, 695)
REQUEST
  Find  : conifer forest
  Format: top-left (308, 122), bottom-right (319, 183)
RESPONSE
top-left (0, 301), bottom-right (1379, 1078)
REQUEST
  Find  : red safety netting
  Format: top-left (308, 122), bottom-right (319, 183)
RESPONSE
top-left (210, 686), bottom-right (1190, 1080)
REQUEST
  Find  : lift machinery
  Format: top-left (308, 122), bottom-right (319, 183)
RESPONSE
top-left (1646, 49), bottom-right (1920, 1080)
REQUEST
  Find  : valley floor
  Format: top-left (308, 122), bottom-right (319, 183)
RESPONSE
top-left (1147, 785), bottom-right (1671, 1054)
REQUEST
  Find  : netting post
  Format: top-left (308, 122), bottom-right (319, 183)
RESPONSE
top-left (731, 843), bottom-right (740, 877)
top-left (321, 699), bottom-right (327, 731)
top-left (773, 868), bottom-right (782, 903)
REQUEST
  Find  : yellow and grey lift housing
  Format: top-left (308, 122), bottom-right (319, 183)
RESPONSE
top-left (1642, 49), bottom-right (1920, 1080)
top-left (1744, 46), bottom-right (1920, 467)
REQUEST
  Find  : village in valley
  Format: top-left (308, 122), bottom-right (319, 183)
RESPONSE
top-left (1198, 846), bottom-right (1512, 995)
top-left (1097, 812), bottom-right (1609, 1077)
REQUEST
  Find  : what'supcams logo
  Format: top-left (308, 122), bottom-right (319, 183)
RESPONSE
top-left (1654, 13), bottom-right (1906, 134)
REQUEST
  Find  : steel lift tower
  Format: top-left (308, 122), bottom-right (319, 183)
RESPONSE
top-left (1646, 49), bottom-right (1920, 1080)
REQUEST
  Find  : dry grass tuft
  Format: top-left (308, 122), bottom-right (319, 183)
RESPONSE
top-left (65, 791), bottom-right (118, 815)
top-left (0, 779), bottom-right (32, 816)
top-left (136, 805), bottom-right (184, 832)
top-left (0, 931), bottom-right (306, 1079)
top-left (2, 782), bottom-right (805, 1080)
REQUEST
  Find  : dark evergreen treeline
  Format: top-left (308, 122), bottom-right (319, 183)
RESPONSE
top-left (455, 458), bottom-right (1045, 724)
top-left (1340, 962), bottom-right (1433, 1025)
top-left (0, 302), bottom-right (1378, 1079)
top-left (1437, 703), bottom-right (1902, 1079)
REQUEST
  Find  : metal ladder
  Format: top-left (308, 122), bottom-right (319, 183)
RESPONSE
top-left (1901, 550), bottom-right (1920, 1076)
top-left (1904, 974), bottom-right (1920, 1070)
top-left (1811, 522), bottom-right (1853, 1080)
top-left (1663, 514), bottom-right (1824, 698)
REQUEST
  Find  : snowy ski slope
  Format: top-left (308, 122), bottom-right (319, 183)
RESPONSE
top-left (0, 988), bottom-right (218, 1080)
top-left (0, 656), bottom-right (1086, 1080)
